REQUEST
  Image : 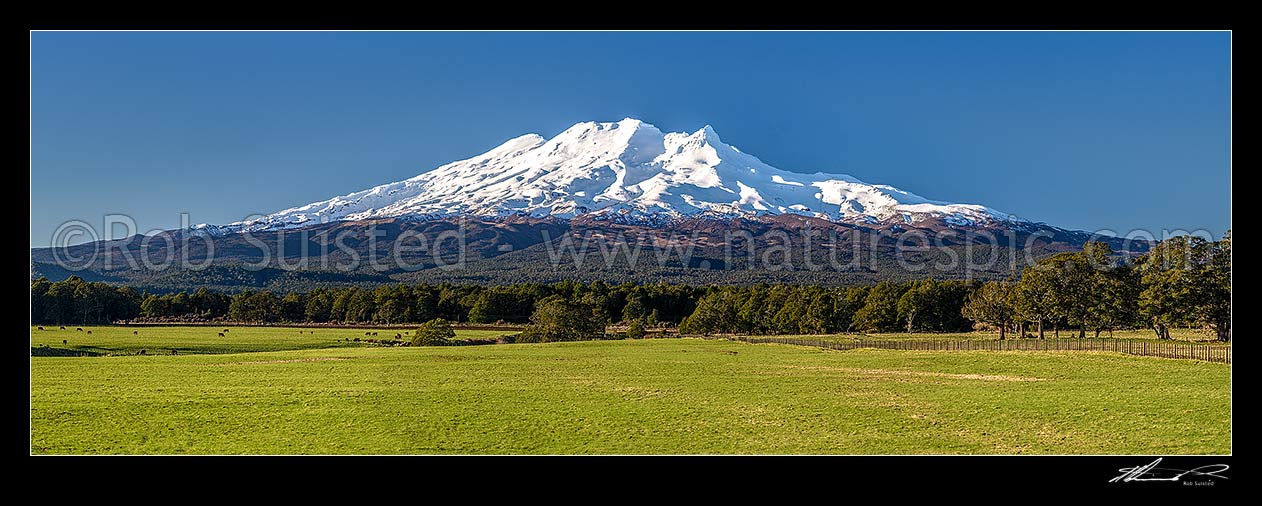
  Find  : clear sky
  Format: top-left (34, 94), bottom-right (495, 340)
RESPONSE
top-left (30, 31), bottom-right (1231, 247)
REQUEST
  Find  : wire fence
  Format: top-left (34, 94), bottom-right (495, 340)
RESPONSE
top-left (705, 335), bottom-right (1231, 364)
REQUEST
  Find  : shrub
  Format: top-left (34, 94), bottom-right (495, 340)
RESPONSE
top-left (625, 320), bottom-right (646, 339)
top-left (412, 318), bottom-right (455, 346)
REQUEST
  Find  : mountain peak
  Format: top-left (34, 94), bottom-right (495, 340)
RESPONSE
top-left (200, 119), bottom-right (1022, 233)
top-left (617, 117), bottom-right (645, 128)
top-left (558, 117), bottom-right (654, 135)
top-left (696, 124), bottom-right (720, 141)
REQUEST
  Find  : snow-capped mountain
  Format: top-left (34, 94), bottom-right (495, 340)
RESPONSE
top-left (196, 118), bottom-right (1022, 234)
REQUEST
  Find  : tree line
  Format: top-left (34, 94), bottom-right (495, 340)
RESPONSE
top-left (29, 233), bottom-right (1230, 342)
top-left (961, 234), bottom-right (1230, 341)
top-left (678, 279), bottom-right (980, 335)
top-left (29, 278), bottom-right (702, 328)
top-left (30, 277), bottom-right (141, 326)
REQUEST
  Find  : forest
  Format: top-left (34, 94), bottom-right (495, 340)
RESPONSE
top-left (30, 234), bottom-right (1231, 341)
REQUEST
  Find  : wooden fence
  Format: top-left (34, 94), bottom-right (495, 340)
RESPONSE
top-left (710, 336), bottom-right (1231, 364)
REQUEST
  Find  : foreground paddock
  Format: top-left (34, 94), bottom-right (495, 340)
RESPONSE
top-left (31, 339), bottom-right (1229, 454)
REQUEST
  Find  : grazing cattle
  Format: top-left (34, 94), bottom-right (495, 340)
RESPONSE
top-left (395, 333), bottom-right (401, 339)
top-left (62, 339), bottom-right (67, 345)
top-left (353, 337), bottom-right (361, 342)
top-left (223, 329), bottom-right (230, 333)
top-left (133, 331), bottom-right (138, 335)
top-left (59, 326), bottom-right (66, 330)
top-left (37, 326), bottom-right (44, 330)
top-left (218, 332), bottom-right (225, 337)
top-left (171, 350), bottom-right (178, 355)
top-left (138, 349), bottom-right (147, 356)
top-left (404, 331), bottom-right (409, 335)
top-left (372, 332), bottom-right (378, 336)
top-left (76, 328), bottom-right (83, 332)
top-left (364, 331), bottom-right (371, 336)
top-left (86, 331), bottom-right (92, 335)
top-left (298, 330), bottom-right (303, 334)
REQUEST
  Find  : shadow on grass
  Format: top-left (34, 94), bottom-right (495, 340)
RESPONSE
top-left (31, 346), bottom-right (103, 357)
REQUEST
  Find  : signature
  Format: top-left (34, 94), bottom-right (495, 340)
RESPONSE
top-left (1110, 458), bottom-right (1229, 483)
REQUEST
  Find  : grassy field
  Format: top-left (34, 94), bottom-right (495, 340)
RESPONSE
top-left (30, 326), bottom-right (519, 355)
top-left (30, 334), bottom-right (1230, 454)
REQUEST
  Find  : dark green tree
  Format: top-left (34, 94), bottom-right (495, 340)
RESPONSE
top-left (413, 318), bottom-right (455, 346)
top-left (961, 281), bottom-right (1016, 339)
top-left (621, 295), bottom-right (646, 323)
top-left (852, 281), bottom-right (908, 332)
top-left (801, 290), bottom-right (835, 334)
top-left (1137, 233), bottom-right (1231, 341)
top-left (896, 279), bottom-right (938, 333)
top-left (1202, 232), bottom-right (1231, 341)
top-left (1016, 263), bottom-right (1057, 338)
top-left (280, 292), bottom-right (305, 322)
top-left (304, 288), bottom-right (335, 322)
top-left (519, 296), bottom-right (606, 343)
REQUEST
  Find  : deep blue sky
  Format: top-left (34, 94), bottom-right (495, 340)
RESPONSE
top-left (31, 31), bottom-right (1231, 246)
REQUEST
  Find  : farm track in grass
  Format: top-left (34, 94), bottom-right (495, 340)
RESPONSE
top-left (30, 338), bottom-right (1230, 455)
